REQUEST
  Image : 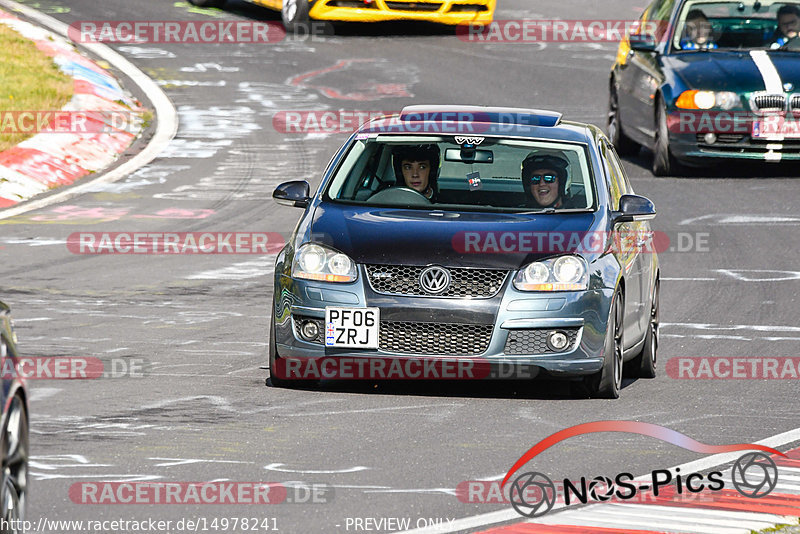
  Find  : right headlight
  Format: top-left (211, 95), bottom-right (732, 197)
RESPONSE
top-left (513, 256), bottom-right (588, 291)
top-left (292, 243), bottom-right (358, 283)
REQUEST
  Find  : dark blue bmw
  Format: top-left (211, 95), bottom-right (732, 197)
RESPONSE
top-left (269, 106), bottom-right (660, 398)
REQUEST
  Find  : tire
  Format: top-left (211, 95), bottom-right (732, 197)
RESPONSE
top-left (281, 0), bottom-right (311, 33)
top-left (608, 84), bottom-right (640, 156)
top-left (629, 279), bottom-right (659, 379)
top-left (1, 392), bottom-right (28, 533)
top-left (187, 0), bottom-right (224, 7)
top-left (268, 317), bottom-right (290, 387)
top-left (582, 290), bottom-right (624, 399)
top-left (652, 98), bottom-right (684, 176)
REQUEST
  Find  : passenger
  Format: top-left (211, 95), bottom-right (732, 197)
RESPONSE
top-left (770, 5), bottom-right (800, 48)
top-left (392, 144), bottom-right (440, 201)
top-left (680, 9), bottom-right (718, 49)
top-left (521, 154), bottom-right (573, 209)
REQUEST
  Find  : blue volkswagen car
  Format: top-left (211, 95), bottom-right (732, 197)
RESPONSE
top-left (269, 106), bottom-right (659, 398)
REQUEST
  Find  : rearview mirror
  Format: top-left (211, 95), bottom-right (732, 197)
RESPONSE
top-left (273, 180), bottom-right (311, 208)
top-left (444, 148), bottom-right (494, 163)
top-left (613, 194), bottom-right (656, 223)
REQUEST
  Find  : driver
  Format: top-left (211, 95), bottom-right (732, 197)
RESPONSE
top-left (392, 144), bottom-right (440, 201)
top-left (680, 9), bottom-right (718, 49)
top-left (770, 4), bottom-right (800, 48)
top-left (521, 153), bottom-right (573, 209)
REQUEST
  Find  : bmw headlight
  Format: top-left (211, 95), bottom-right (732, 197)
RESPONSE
top-left (513, 256), bottom-right (588, 291)
top-left (676, 90), bottom-right (739, 110)
top-left (292, 244), bottom-right (357, 283)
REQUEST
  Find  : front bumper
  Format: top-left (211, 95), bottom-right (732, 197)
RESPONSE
top-left (309, 0), bottom-right (494, 24)
top-left (273, 271), bottom-right (613, 377)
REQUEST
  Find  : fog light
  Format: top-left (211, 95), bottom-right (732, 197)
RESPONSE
top-left (300, 321), bottom-right (319, 341)
top-left (547, 331), bottom-right (569, 351)
top-left (703, 133), bottom-right (717, 144)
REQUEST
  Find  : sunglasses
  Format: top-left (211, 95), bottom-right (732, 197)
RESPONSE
top-left (530, 174), bottom-right (558, 184)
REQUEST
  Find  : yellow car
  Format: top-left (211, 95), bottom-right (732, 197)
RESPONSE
top-left (189, 0), bottom-right (495, 31)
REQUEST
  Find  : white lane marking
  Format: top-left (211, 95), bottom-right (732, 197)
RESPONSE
top-left (663, 321), bottom-right (800, 333)
top-left (365, 487), bottom-right (457, 496)
top-left (0, 238), bottom-right (66, 246)
top-left (31, 472), bottom-right (162, 482)
top-left (187, 256), bottom-right (277, 280)
top-left (150, 458), bottom-right (251, 468)
top-left (716, 269), bottom-right (800, 282)
top-left (274, 403), bottom-right (464, 417)
top-left (750, 50), bottom-right (784, 93)
top-left (680, 214), bottom-right (800, 225)
top-left (29, 455), bottom-right (110, 470)
top-left (0, 0), bottom-right (178, 221)
top-left (396, 426), bottom-right (800, 534)
top-left (661, 277), bottom-right (717, 281)
top-left (28, 387), bottom-right (61, 402)
top-left (180, 63), bottom-right (239, 73)
top-left (264, 463), bottom-right (368, 474)
top-left (117, 46), bottom-right (176, 59)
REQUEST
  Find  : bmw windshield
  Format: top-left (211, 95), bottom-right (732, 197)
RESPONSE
top-left (325, 135), bottom-right (597, 213)
top-left (672, 0), bottom-right (800, 51)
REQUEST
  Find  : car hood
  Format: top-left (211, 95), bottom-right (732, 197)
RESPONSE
top-left (308, 202), bottom-right (600, 270)
top-left (664, 50), bottom-right (800, 93)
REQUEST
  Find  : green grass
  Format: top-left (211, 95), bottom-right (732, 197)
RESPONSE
top-left (0, 22), bottom-right (73, 152)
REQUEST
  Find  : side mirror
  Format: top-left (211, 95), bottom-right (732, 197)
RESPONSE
top-left (613, 194), bottom-right (656, 223)
top-left (629, 33), bottom-right (657, 52)
top-left (273, 180), bottom-right (311, 208)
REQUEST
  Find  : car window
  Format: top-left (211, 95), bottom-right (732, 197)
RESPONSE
top-left (325, 136), bottom-right (597, 213)
top-left (671, 0), bottom-right (800, 51)
top-left (600, 141), bottom-right (628, 210)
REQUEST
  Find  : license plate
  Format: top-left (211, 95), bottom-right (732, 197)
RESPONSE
top-left (752, 116), bottom-right (800, 138)
top-left (325, 307), bottom-right (379, 349)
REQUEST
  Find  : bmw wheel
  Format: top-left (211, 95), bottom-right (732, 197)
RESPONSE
top-left (1, 393), bottom-right (28, 532)
top-left (608, 83), bottom-right (640, 156)
top-left (652, 98), bottom-right (682, 176)
top-left (282, 0), bottom-right (310, 33)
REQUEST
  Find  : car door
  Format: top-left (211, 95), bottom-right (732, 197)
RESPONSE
top-left (601, 141), bottom-right (644, 347)
top-left (616, 0), bottom-right (673, 142)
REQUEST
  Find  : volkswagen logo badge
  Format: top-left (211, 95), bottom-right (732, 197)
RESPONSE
top-left (419, 266), bottom-right (451, 295)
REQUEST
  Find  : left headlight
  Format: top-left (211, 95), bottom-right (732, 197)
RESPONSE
top-left (513, 256), bottom-right (588, 291)
top-left (292, 243), bottom-right (358, 283)
top-left (675, 90), bottom-right (739, 110)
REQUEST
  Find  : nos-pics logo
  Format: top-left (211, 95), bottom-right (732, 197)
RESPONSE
top-left (502, 421), bottom-right (782, 518)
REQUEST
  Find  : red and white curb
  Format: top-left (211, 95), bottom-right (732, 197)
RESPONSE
top-left (474, 448), bottom-right (800, 534)
top-left (0, 10), bottom-right (144, 207)
top-left (0, 0), bottom-right (176, 219)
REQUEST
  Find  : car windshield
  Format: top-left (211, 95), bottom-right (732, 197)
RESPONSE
top-left (672, 0), bottom-right (800, 51)
top-left (325, 135), bottom-right (596, 213)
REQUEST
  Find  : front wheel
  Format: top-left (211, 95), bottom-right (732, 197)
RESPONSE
top-left (582, 290), bottom-right (624, 399)
top-left (652, 100), bottom-right (684, 176)
top-left (629, 279), bottom-right (659, 378)
top-left (1, 393), bottom-right (28, 532)
top-left (282, 0), bottom-right (311, 33)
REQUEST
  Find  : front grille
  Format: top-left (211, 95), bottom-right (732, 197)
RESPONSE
top-left (293, 315), bottom-right (493, 355)
top-left (448, 3), bottom-right (488, 11)
top-left (791, 94), bottom-right (800, 115)
top-left (385, 1), bottom-right (442, 11)
top-left (504, 328), bottom-right (580, 355)
top-left (365, 265), bottom-right (507, 298)
top-left (751, 93), bottom-right (786, 115)
top-left (380, 321), bottom-right (492, 355)
top-left (326, 0), bottom-right (378, 7)
top-left (696, 133), bottom-right (745, 144)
